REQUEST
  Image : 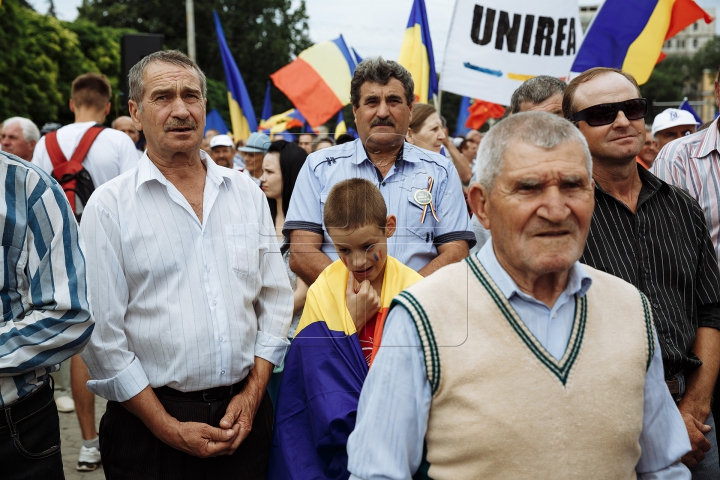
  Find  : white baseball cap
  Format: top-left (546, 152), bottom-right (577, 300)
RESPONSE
top-left (652, 109), bottom-right (699, 137)
top-left (209, 134), bottom-right (234, 149)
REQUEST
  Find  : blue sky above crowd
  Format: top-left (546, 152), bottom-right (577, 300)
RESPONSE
top-left (27, 0), bottom-right (720, 71)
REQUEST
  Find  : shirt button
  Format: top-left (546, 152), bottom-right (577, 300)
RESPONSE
top-left (213, 300), bottom-right (217, 306)
top-left (652, 302), bottom-right (660, 309)
top-left (552, 313), bottom-right (557, 319)
top-left (206, 266), bottom-right (210, 273)
top-left (221, 370), bottom-right (226, 375)
top-left (219, 336), bottom-right (224, 341)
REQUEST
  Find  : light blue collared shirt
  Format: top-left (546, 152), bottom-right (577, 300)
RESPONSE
top-left (283, 139), bottom-right (475, 272)
top-left (347, 241), bottom-right (691, 480)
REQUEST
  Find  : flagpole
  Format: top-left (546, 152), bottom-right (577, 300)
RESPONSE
top-left (186, 0), bottom-right (196, 61)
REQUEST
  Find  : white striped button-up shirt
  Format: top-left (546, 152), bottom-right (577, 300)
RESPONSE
top-left (80, 152), bottom-right (293, 402)
top-left (651, 119), bottom-right (720, 261)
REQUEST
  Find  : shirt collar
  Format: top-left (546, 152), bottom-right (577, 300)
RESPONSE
top-left (352, 139), bottom-right (417, 165)
top-left (594, 162), bottom-right (669, 202)
top-left (136, 149), bottom-right (231, 192)
top-left (477, 238), bottom-right (592, 302)
top-left (697, 117), bottom-right (720, 159)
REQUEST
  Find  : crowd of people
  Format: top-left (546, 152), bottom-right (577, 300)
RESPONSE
top-left (1, 48), bottom-right (720, 480)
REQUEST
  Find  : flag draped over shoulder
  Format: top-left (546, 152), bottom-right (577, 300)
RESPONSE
top-left (269, 257), bottom-right (422, 480)
top-left (271, 35), bottom-right (357, 128)
top-left (213, 11), bottom-right (258, 141)
top-left (571, 0), bottom-right (713, 84)
top-left (398, 0), bottom-right (438, 103)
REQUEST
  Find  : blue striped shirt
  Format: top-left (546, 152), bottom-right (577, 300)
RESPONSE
top-left (283, 139), bottom-right (475, 272)
top-left (0, 151), bottom-right (94, 406)
top-left (347, 243), bottom-right (691, 479)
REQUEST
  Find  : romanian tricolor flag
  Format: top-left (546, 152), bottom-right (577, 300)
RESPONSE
top-left (258, 109), bottom-right (304, 134)
top-left (213, 11), bottom-right (258, 141)
top-left (398, 0), bottom-right (438, 103)
top-left (335, 111), bottom-right (347, 139)
top-left (269, 257), bottom-right (422, 479)
top-left (572, 0), bottom-right (713, 85)
top-left (271, 35), bottom-right (357, 128)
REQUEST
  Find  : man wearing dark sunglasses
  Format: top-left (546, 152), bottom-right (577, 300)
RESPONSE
top-left (564, 67), bottom-right (720, 479)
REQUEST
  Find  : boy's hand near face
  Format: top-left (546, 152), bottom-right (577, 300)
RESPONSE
top-left (346, 271), bottom-right (381, 330)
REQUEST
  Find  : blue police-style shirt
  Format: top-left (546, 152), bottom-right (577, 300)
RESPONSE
top-left (284, 139), bottom-right (475, 272)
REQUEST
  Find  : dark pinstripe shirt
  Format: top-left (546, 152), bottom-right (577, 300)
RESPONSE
top-left (582, 166), bottom-right (720, 379)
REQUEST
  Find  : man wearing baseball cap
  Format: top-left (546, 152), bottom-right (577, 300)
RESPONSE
top-left (652, 108), bottom-right (699, 150)
top-left (238, 132), bottom-right (271, 182)
top-left (209, 134), bottom-right (235, 169)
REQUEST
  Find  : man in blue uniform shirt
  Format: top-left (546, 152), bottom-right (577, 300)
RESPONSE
top-left (284, 57), bottom-right (474, 282)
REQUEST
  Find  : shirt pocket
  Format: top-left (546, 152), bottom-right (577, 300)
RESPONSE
top-left (403, 194), bottom-right (436, 244)
top-left (224, 224), bottom-right (259, 276)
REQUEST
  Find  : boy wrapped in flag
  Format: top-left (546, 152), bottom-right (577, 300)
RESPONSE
top-left (269, 179), bottom-right (422, 479)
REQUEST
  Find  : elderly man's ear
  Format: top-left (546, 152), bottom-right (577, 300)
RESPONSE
top-left (468, 183), bottom-right (491, 229)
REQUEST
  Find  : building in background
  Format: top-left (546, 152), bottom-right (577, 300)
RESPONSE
top-left (663, 9), bottom-right (716, 56)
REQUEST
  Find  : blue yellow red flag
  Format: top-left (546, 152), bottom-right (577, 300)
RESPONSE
top-left (261, 82), bottom-right (272, 124)
top-left (271, 35), bottom-right (357, 128)
top-left (335, 111), bottom-right (347, 139)
top-left (398, 0), bottom-right (439, 103)
top-left (213, 11), bottom-right (258, 141)
top-left (268, 257), bottom-right (422, 479)
top-left (571, 0), bottom-right (712, 84)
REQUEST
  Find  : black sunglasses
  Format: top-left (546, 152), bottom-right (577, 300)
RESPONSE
top-left (567, 98), bottom-right (647, 126)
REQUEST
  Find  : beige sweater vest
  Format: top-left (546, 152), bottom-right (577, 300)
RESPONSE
top-left (393, 254), bottom-right (654, 480)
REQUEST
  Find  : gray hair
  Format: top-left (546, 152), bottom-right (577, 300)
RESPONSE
top-left (350, 57), bottom-right (414, 108)
top-left (2, 117), bottom-right (40, 143)
top-left (509, 76), bottom-right (567, 114)
top-left (128, 50), bottom-right (207, 111)
top-left (474, 111), bottom-right (592, 190)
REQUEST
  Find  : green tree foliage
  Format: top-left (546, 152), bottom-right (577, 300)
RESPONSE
top-left (77, 0), bottom-right (312, 124)
top-left (0, 0), bottom-right (133, 126)
top-left (640, 56), bottom-right (693, 123)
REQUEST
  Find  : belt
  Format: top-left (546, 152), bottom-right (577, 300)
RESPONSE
top-left (154, 380), bottom-right (245, 402)
top-left (666, 378), bottom-right (680, 395)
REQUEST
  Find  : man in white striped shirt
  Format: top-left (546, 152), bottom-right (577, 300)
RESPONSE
top-left (80, 50), bottom-right (293, 479)
top-left (652, 68), bottom-right (720, 470)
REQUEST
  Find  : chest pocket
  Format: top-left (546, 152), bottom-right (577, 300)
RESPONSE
top-left (224, 224), bottom-right (259, 276)
top-left (403, 193), bottom-right (437, 244)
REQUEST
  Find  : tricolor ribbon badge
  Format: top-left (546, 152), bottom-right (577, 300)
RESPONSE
top-left (415, 176), bottom-right (439, 223)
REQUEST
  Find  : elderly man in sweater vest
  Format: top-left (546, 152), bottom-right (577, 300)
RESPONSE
top-left (346, 112), bottom-right (691, 480)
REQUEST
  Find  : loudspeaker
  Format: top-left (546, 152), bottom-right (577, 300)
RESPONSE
top-left (120, 34), bottom-right (165, 104)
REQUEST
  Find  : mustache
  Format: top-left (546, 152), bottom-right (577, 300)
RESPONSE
top-left (371, 117), bottom-right (395, 127)
top-left (164, 118), bottom-right (198, 132)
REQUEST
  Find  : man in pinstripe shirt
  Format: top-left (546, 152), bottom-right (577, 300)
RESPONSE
top-left (0, 150), bottom-right (94, 478)
top-left (565, 67), bottom-right (720, 478)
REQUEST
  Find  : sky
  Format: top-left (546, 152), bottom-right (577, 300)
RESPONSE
top-left (26, 0), bottom-right (720, 70)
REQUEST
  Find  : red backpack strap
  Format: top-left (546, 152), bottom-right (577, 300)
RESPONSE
top-left (69, 126), bottom-right (104, 167)
top-left (44, 131), bottom-right (68, 170)
top-left (45, 126), bottom-right (103, 212)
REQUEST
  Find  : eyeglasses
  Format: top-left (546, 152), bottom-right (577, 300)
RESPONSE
top-left (567, 98), bottom-right (647, 126)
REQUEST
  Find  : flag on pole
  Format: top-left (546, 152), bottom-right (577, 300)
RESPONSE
top-left (213, 11), bottom-right (258, 141)
top-left (352, 48), bottom-right (363, 64)
top-left (455, 97), bottom-right (472, 137)
top-left (571, 0), bottom-right (713, 85)
top-left (679, 97), bottom-right (703, 124)
top-left (398, 0), bottom-right (438, 103)
top-left (259, 109), bottom-right (305, 134)
top-left (261, 82), bottom-right (272, 124)
top-left (271, 35), bottom-right (357, 128)
top-left (335, 111), bottom-right (347, 139)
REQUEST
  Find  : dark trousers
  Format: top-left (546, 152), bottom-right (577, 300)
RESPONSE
top-left (100, 388), bottom-right (274, 480)
top-left (0, 379), bottom-right (64, 480)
